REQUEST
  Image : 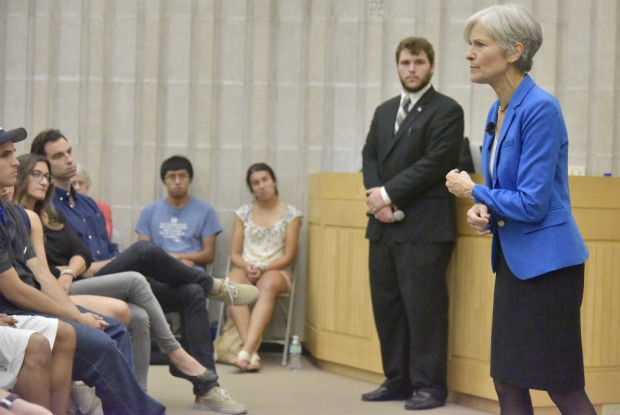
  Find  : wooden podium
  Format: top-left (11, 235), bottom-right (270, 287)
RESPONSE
top-left (305, 173), bottom-right (620, 412)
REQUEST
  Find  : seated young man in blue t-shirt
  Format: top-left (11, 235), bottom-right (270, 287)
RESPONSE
top-left (136, 155), bottom-right (222, 272)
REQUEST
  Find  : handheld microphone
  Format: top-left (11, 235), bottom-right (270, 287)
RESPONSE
top-left (485, 122), bottom-right (496, 135)
top-left (393, 210), bottom-right (405, 221)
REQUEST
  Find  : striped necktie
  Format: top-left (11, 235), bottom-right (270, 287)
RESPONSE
top-left (394, 95), bottom-right (411, 134)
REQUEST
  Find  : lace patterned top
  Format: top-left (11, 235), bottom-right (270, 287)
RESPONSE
top-left (234, 202), bottom-right (302, 271)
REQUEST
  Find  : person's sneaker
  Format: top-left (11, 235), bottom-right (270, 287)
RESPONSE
top-left (208, 279), bottom-right (258, 306)
top-left (194, 386), bottom-right (247, 414)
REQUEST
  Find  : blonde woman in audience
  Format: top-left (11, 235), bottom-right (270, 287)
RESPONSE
top-left (70, 168), bottom-right (113, 239)
top-left (228, 163), bottom-right (302, 371)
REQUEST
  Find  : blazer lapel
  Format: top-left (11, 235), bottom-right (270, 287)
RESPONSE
top-left (491, 75), bottom-right (535, 188)
top-left (482, 108), bottom-right (497, 188)
top-left (381, 87), bottom-right (435, 164)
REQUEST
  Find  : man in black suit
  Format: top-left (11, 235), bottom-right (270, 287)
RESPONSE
top-left (361, 37), bottom-right (464, 410)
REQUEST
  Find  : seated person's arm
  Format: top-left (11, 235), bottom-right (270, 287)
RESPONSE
top-left (25, 257), bottom-right (106, 329)
top-left (26, 211), bottom-right (87, 293)
top-left (136, 232), bottom-right (150, 242)
top-left (261, 217), bottom-right (301, 272)
top-left (229, 215), bottom-right (249, 270)
top-left (81, 259), bottom-right (112, 278)
top-left (0, 265), bottom-right (80, 323)
top-left (168, 235), bottom-right (216, 267)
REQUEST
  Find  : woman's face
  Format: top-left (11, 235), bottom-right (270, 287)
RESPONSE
top-left (70, 173), bottom-right (89, 195)
top-left (27, 161), bottom-right (52, 202)
top-left (249, 170), bottom-right (276, 201)
top-left (466, 23), bottom-right (510, 85)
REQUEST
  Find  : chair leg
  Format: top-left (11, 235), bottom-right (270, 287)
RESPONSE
top-left (281, 278), bottom-right (296, 366)
top-left (215, 258), bottom-right (232, 339)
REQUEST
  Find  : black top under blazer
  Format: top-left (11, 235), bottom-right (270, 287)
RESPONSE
top-left (362, 86), bottom-right (464, 243)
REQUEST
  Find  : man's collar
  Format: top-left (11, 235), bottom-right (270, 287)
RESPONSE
top-left (54, 184), bottom-right (76, 200)
top-left (401, 82), bottom-right (432, 106)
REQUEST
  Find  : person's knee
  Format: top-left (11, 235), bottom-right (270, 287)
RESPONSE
top-left (23, 333), bottom-right (52, 371)
top-left (131, 240), bottom-right (163, 257)
top-left (111, 301), bottom-right (132, 327)
top-left (128, 306), bottom-right (150, 334)
top-left (54, 321), bottom-right (77, 353)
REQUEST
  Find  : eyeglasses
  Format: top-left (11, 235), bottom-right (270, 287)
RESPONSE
top-left (29, 170), bottom-right (54, 184)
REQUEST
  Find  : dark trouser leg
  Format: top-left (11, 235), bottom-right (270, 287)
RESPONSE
top-left (97, 240), bottom-right (214, 293)
top-left (368, 236), bottom-right (412, 394)
top-left (150, 280), bottom-right (218, 396)
top-left (395, 242), bottom-right (452, 398)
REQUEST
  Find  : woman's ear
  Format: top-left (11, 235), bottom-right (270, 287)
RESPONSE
top-left (508, 42), bottom-right (524, 64)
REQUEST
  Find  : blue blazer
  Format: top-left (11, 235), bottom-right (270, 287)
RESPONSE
top-left (471, 75), bottom-right (588, 280)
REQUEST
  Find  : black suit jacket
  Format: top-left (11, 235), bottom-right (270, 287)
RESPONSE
top-left (362, 86), bottom-right (464, 243)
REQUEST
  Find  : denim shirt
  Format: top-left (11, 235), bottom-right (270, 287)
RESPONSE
top-left (52, 186), bottom-right (120, 261)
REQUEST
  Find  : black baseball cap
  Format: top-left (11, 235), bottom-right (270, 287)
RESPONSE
top-left (0, 127), bottom-right (27, 146)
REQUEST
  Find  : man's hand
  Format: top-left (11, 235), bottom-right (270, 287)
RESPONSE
top-left (445, 169), bottom-right (475, 199)
top-left (0, 313), bottom-right (17, 327)
top-left (366, 187), bottom-right (388, 213)
top-left (76, 312), bottom-right (109, 330)
top-left (467, 203), bottom-right (491, 235)
top-left (374, 205), bottom-right (396, 223)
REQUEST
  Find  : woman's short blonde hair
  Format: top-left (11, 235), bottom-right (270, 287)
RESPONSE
top-left (464, 4), bottom-right (542, 73)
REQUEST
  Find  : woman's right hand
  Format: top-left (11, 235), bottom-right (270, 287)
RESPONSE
top-left (245, 264), bottom-right (262, 283)
top-left (467, 203), bottom-right (491, 235)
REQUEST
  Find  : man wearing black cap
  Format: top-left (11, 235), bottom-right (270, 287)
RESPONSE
top-left (0, 127), bottom-right (165, 414)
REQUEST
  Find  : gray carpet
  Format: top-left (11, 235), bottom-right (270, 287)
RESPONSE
top-left (147, 352), bottom-right (491, 415)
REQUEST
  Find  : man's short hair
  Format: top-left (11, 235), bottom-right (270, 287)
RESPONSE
top-left (160, 155), bottom-right (193, 181)
top-left (395, 37), bottom-right (435, 66)
top-left (31, 129), bottom-right (65, 156)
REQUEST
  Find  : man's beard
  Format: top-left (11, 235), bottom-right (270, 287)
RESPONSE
top-left (400, 73), bottom-right (432, 93)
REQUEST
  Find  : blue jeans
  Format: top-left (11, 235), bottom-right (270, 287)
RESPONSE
top-left (65, 306), bottom-right (165, 414)
top-left (97, 240), bottom-right (214, 294)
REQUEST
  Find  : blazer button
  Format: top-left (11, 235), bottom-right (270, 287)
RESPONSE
top-left (498, 220), bottom-right (505, 227)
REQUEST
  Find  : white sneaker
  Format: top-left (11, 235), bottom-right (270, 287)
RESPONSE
top-left (70, 381), bottom-right (103, 415)
top-left (194, 386), bottom-right (247, 414)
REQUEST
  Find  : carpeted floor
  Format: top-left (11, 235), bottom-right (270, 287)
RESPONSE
top-left (147, 352), bottom-right (491, 415)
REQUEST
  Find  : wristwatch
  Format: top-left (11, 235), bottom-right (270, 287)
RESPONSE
top-left (60, 268), bottom-right (77, 280)
top-left (0, 393), bottom-right (19, 409)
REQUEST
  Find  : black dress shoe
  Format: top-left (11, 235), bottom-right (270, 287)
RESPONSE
top-left (404, 390), bottom-right (445, 410)
top-left (361, 386), bottom-right (410, 401)
top-left (169, 364), bottom-right (218, 395)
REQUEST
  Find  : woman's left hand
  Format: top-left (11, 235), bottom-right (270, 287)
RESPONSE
top-left (446, 169), bottom-right (475, 198)
top-left (246, 264), bottom-right (262, 283)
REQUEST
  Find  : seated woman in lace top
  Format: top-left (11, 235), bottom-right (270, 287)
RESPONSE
top-left (229, 163), bottom-right (302, 371)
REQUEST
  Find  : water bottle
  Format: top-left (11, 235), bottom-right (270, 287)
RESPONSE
top-left (288, 335), bottom-right (302, 370)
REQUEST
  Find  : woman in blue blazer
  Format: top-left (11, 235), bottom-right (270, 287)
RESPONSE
top-left (446, 5), bottom-right (595, 414)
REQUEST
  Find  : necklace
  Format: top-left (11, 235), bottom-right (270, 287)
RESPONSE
top-left (498, 102), bottom-right (509, 113)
